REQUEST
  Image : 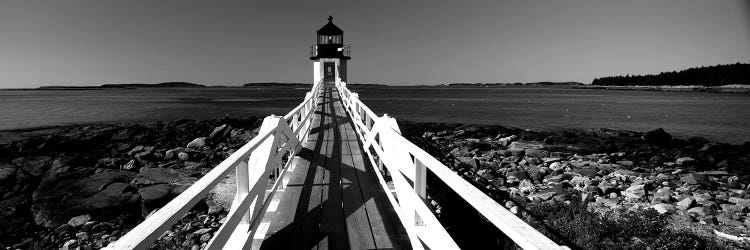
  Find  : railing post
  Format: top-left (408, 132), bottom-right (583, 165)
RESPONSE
top-left (379, 114), bottom-right (423, 226)
top-left (244, 115), bottom-right (282, 226)
top-left (234, 155), bottom-right (251, 224)
top-left (350, 93), bottom-right (359, 114)
top-left (414, 158), bottom-right (427, 226)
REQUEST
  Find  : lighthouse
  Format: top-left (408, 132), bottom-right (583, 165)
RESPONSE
top-left (311, 15), bottom-right (350, 84)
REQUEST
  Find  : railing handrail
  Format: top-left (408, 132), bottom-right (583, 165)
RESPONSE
top-left (105, 80), bottom-right (324, 249)
top-left (334, 80), bottom-right (567, 250)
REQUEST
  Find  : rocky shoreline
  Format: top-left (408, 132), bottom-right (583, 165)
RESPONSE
top-left (2, 118), bottom-right (749, 249)
top-left (399, 121), bottom-right (750, 249)
top-left (0, 117), bottom-right (261, 249)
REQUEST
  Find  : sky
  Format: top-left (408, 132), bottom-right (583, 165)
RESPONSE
top-left (0, 0), bottom-right (748, 88)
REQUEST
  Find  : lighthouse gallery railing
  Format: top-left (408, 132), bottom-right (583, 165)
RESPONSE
top-left (105, 80), bottom-right (566, 249)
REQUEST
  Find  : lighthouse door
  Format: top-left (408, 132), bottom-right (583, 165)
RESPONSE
top-left (323, 62), bottom-right (335, 82)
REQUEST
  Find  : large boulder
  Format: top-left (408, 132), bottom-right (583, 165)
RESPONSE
top-left (139, 184), bottom-right (173, 216)
top-left (12, 156), bottom-right (54, 177)
top-left (187, 137), bottom-right (207, 149)
top-left (209, 124), bottom-right (231, 139)
top-left (131, 168), bottom-right (199, 187)
top-left (30, 170), bottom-right (137, 227)
top-left (206, 172), bottom-right (236, 213)
top-left (0, 162), bottom-right (17, 183)
top-left (643, 128), bottom-right (671, 145)
top-left (455, 157), bottom-right (478, 169)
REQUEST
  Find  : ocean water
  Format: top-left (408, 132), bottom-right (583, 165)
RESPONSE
top-left (1, 86), bottom-right (749, 144)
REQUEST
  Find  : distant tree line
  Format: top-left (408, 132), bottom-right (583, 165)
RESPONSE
top-left (591, 63), bottom-right (750, 86)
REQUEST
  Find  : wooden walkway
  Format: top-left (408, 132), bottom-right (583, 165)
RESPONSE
top-left (259, 84), bottom-right (411, 250)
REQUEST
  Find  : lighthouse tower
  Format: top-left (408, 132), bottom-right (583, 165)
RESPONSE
top-left (310, 16), bottom-right (350, 84)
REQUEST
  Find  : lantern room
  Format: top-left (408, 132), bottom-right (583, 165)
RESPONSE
top-left (311, 16), bottom-right (350, 84)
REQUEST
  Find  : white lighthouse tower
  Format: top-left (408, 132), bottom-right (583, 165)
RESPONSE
top-left (310, 16), bottom-right (350, 84)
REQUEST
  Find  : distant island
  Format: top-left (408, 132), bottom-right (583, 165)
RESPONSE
top-left (592, 63), bottom-right (749, 86)
top-left (446, 82), bottom-right (583, 87)
top-left (243, 82), bottom-right (309, 87)
top-left (38, 82), bottom-right (206, 89)
top-left (243, 82), bottom-right (387, 87)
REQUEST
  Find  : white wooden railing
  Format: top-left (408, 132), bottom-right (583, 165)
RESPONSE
top-left (334, 80), bottom-right (568, 250)
top-left (104, 80), bottom-right (324, 250)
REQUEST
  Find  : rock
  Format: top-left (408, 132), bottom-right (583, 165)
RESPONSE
top-left (14, 156), bottom-right (53, 177)
top-left (187, 137), bottom-right (207, 149)
top-left (700, 216), bottom-right (718, 225)
top-left (31, 170), bottom-right (137, 227)
top-left (651, 187), bottom-right (672, 203)
top-left (76, 231), bottom-right (90, 240)
top-left (615, 160), bottom-right (634, 167)
top-left (193, 228), bottom-right (212, 235)
top-left (677, 197), bottom-right (697, 210)
top-left (200, 233), bottom-right (212, 242)
top-left (450, 147), bottom-right (470, 157)
top-left (92, 221), bottom-right (114, 233)
top-left (651, 203), bottom-right (676, 214)
top-left (728, 197), bottom-right (750, 207)
top-left (717, 216), bottom-right (745, 227)
top-left (208, 205), bottom-right (224, 215)
top-left (132, 168), bottom-right (198, 187)
top-left (122, 159), bottom-right (139, 171)
top-left (675, 157), bottom-right (696, 166)
top-left (0, 163), bottom-right (17, 183)
top-left (139, 184), bottom-right (173, 215)
top-left (529, 191), bottom-right (556, 201)
top-left (210, 124), bottom-right (230, 138)
top-left (721, 204), bottom-right (745, 214)
top-left (62, 239), bottom-right (78, 250)
top-left (96, 158), bottom-right (128, 169)
top-left (67, 214), bottom-right (92, 227)
top-left (206, 174), bottom-right (236, 213)
top-left (544, 174), bottom-right (570, 184)
top-left (681, 173), bottom-right (708, 185)
top-left (548, 162), bottom-right (563, 171)
top-left (178, 152), bottom-right (190, 161)
top-left (687, 206), bottom-right (717, 216)
top-left (506, 171), bottom-right (529, 182)
top-left (55, 223), bottom-right (73, 235)
top-left (569, 176), bottom-right (590, 188)
top-left (571, 167), bottom-right (598, 178)
top-left (184, 161), bottom-right (205, 169)
top-left (643, 128), bottom-right (671, 145)
top-left (528, 187), bottom-right (564, 201)
top-left (455, 157), bottom-right (478, 169)
top-left (518, 179), bottom-right (536, 193)
top-left (624, 184), bottom-right (646, 200)
top-left (613, 169), bottom-right (637, 177)
top-left (524, 148), bottom-right (549, 158)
